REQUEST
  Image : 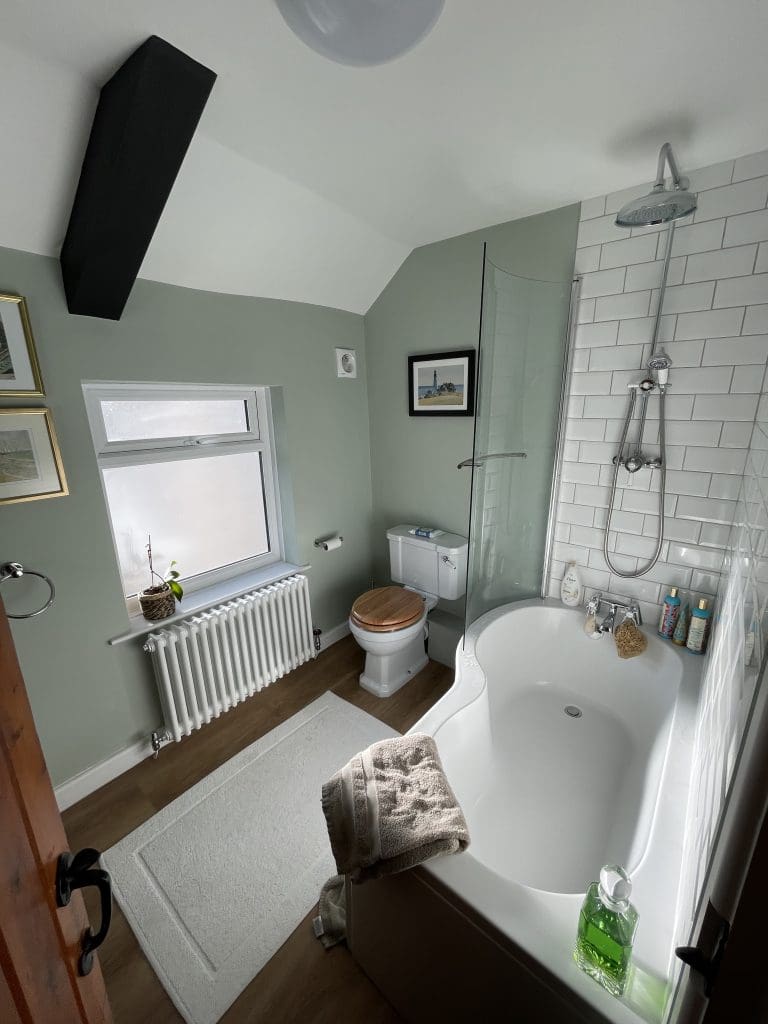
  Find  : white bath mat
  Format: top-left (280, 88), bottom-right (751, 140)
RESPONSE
top-left (103, 692), bottom-right (397, 1024)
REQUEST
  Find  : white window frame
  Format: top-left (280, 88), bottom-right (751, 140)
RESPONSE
top-left (83, 381), bottom-right (284, 609)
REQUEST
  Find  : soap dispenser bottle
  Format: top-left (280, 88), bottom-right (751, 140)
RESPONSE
top-left (560, 562), bottom-right (583, 607)
top-left (575, 865), bottom-right (639, 996)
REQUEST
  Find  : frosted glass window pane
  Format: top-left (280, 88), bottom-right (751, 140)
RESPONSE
top-left (101, 400), bottom-right (249, 442)
top-left (102, 451), bottom-right (269, 595)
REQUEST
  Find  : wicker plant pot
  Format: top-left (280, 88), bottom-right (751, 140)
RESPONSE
top-left (139, 583), bottom-right (176, 622)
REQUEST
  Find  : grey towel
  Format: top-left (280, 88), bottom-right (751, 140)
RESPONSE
top-left (314, 875), bottom-right (346, 949)
top-left (314, 733), bottom-right (469, 946)
top-left (321, 732), bottom-right (469, 881)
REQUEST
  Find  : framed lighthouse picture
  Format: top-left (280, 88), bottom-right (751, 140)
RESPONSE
top-left (408, 349), bottom-right (476, 417)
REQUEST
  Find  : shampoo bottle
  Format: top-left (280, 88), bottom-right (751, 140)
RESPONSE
top-left (575, 865), bottom-right (639, 996)
top-left (686, 599), bottom-right (712, 655)
top-left (672, 600), bottom-right (690, 646)
top-left (561, 563), bottom-right (583, 607)
top-left (658, 587), bottom-right (681, 639)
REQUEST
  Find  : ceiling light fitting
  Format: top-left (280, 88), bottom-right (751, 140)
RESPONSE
top-left (275, 0), bottom-right (445, 67)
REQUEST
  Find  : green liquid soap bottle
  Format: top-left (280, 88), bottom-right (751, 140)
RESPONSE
top-left (575, 865), bottom-right (639, 997)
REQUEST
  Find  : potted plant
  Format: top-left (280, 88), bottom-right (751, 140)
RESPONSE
top-left (139, 535), bottom-right (184, 621)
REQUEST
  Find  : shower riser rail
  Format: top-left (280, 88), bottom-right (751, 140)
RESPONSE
top-left (143, 574), bottom-right (314, 742)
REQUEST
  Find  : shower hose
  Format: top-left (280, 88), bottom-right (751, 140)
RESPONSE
top-left (603, 385), bottom-right (667, 578)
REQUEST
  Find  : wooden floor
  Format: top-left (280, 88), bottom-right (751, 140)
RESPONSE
top-left (63, 636), bottom-right (453, 1024)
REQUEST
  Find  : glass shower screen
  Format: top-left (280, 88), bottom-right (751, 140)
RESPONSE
top-left (464, 252), bottom-right (573, 633)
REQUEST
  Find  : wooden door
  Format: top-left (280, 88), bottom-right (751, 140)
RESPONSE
top-left (0, 597), bottom-right (112, 1022)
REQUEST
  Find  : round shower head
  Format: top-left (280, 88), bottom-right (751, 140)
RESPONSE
top-left (615, 184), bottom-right (698, 227)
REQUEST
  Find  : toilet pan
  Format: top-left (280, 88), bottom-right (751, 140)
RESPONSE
top-left (349, 586), bottom-right (433, 698)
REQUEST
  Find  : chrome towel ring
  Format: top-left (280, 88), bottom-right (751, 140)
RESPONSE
top-left (0, 562), bottom-right (56, 619)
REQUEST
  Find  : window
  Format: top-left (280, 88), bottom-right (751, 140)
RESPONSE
top-left (84, 383), bottom-right (282, 604)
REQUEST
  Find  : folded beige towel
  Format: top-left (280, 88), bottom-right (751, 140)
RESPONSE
top-left (321, 732), bottom-right (470, 882)
top-left (315, 733), bottom-right (469, 946)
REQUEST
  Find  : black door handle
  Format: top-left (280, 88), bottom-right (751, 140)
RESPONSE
top-left (55, 847), bottom-right (112, 976)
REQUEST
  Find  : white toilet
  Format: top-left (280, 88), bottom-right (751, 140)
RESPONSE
top-left (349, 525), bottom-right (468, 698)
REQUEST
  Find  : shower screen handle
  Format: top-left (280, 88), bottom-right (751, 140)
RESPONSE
top-left (457, 452), bottom-right (527, 469)
top-left (675, 900), bottom-right (730, 999)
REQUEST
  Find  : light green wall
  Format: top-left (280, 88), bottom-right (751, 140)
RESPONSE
top-left (0, 247), bottom-right (372, 786)
top-left (364, 204), bottom-right (580, 581)
top-left (1, 203), bottom-right (579, 788)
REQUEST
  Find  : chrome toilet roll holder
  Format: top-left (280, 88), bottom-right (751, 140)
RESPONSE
top-left (314, 534), bottom-right (343, 550)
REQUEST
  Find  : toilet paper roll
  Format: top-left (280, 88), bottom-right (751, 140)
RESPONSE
top-left (321, 536), bottom-right (343, 552)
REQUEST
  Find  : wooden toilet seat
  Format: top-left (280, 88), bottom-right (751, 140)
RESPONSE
top-left (351, 586), bottom-right (425, 633)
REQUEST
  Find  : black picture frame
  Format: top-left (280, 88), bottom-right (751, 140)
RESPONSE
top-left (407, 349), bottom-right (476, 417)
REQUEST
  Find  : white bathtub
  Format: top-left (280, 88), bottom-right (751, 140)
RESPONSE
top-left (411, 599), bottom-right (701, 1024)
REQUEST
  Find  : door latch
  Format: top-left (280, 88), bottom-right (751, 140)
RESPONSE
top-left (55, 848), bottom-right (113, 976)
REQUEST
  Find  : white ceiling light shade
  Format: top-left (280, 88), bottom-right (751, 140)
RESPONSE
top-left (274, 0), bottom-right (445, 66)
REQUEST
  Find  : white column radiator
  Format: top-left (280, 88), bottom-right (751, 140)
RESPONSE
top-left (143, 574), bottom-right (314, 742)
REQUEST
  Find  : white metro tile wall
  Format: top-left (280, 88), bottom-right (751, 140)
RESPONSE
top-left (549, 148), bottom-right (768, 620)
top-left (674, 402), bottom-right (768, 971)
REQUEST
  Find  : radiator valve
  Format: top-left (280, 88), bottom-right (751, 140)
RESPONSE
top-left (313, 627), bottom-right (322, 653)
top-left (151, 729), bottom-right (172, 759)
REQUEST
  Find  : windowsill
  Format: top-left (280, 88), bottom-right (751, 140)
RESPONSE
top-left (107, 561), bottom-right (310, 646)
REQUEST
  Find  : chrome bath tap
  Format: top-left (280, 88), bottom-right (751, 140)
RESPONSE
top-left (585, 593), bottom-right (642, 636)
top-left (600, 605), bottom-right (617, 635)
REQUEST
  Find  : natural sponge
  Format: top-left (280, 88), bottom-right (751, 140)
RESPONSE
top-left (614, 618), bottom-right (648, 659)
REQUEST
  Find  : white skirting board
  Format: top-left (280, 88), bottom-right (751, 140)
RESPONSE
top-left (316, 619), bottom-right (350, 649)
top-left (55, 736), bottom-right (155, 812)
top-left (54, 619), bottom-right (352, 812)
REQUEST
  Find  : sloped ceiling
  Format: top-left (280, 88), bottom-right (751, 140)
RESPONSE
top-left (2, 1), bottom-right (768, 313)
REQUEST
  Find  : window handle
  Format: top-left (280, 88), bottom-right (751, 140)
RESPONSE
top-left (188, 437), bottom-right (240, 446)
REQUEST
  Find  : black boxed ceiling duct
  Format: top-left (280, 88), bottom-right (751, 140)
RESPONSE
top-left (60, 36), bottom-right (216, 320)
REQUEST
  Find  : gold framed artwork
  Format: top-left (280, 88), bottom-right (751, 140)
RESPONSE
top-left (0, 409), bottom-right (68, 505)
top-left (0, 294), bottom-right (44, 397)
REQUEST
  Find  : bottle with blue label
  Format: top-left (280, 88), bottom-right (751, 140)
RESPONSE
top-left (686, 599), bottom-right (712, 654)
top-left (658, 587), bottom-right (681, 639)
